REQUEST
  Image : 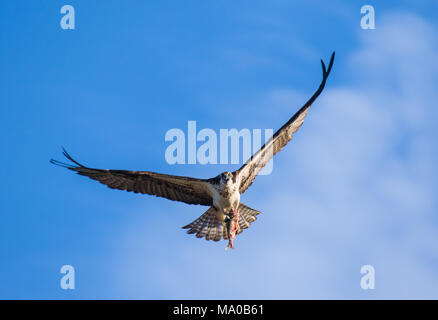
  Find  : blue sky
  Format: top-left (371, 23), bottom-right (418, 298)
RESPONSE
top-left (1, 0), bottom-right (438, 299)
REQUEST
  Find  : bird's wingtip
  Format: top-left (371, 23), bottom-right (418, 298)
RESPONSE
top-left (321, 51), bottom-right (336, 78)
top-left (50, 158), bottom-right (75, 169)
top-left (50, 147), bottom-right (87, 169)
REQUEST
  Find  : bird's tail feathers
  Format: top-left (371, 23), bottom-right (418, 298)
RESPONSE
top-left (182, 203), bottom-right (261, 242)
top-left (182, 206), bottom-right (223, 241)
top-left (238, 203), bottom-right (261, 228)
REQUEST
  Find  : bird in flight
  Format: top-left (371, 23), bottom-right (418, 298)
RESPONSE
top-left (51, 52), bottom-right (335, 250)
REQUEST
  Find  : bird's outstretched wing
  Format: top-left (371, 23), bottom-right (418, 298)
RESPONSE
top-left (50, 148), bottom-right (213, 206)
top-left (234, 51), bottom-right (335, 194)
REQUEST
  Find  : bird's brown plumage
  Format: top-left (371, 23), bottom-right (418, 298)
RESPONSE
top-left (234, 51), bottom-right (335, 194)
top-left (51, 149), bottom-right (213, 206)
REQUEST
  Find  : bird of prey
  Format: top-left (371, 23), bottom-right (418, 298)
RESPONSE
top-left (51, 52), bottom-right (335, 250)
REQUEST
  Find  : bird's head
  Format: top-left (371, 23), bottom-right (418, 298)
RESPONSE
top-left (220, 171), bottom-right (233, 186)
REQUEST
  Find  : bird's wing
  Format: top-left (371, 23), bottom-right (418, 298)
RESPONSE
top-left (50, 148), bottom-right (213, 206)
top-left (234, 52), bottom-right (335, 194)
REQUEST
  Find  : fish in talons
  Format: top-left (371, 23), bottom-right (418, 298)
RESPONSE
top-left (225, 208), bottom-right (240, 250)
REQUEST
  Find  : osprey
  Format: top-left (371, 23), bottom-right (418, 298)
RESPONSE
top-left (51, 52), bottom-right (335, 250)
